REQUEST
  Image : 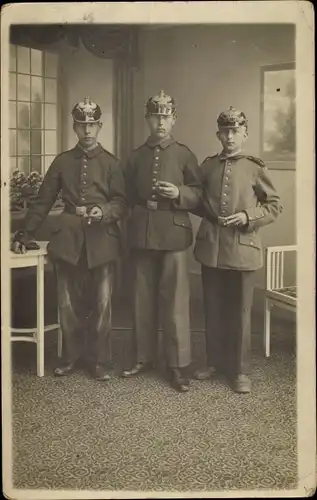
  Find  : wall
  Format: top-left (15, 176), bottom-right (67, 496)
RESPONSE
top-left (60, 41), bottom-right (114, 153)
top-left (133, 24), bottom-right (296, 309)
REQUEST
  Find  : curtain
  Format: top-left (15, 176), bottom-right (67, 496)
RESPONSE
top-left (10, 24), bottom-right (138, 63)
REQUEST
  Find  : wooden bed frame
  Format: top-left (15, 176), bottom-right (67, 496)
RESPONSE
top-left (264, 245), bottom-right (297, 357)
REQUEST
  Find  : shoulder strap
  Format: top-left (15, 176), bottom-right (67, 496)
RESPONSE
top-left (245, 155), bottom-right (266, 168)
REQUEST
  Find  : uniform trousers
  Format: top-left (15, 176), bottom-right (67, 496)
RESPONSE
top-left (131, 249), bottom-right (191, 369)
top-left (201, 265), bottom-right (256, 377)
top-left (54, 245), bottom-right (114, 366)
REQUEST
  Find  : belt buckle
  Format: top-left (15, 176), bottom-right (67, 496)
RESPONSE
top-left (146, 200), bottom-right (158, 211)
top-left (75, 206), bottom-right (87, 217)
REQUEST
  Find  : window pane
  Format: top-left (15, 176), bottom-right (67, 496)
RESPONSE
top-left (44, 78), bottom-right (57, 103)
top-left (10, 130), bottom-right (16, 156)
top-left (17, 46), bottom-right (30, 74)
top-left (44, 155), bottom-right (56, 172)
top-left (30, 156), bottom-right (42, 173)
top-left (17, 130), bottom-right (30, 155)
top-left (10, 157), bottom-right (17, 173)
top-left (45, 104), bottom-right (57, 129)
top-left (10, 45), bottom-right (16, 72)
top-left (9, 102), bottom-right (16, 128)
top-left (30, 102), bottom-right (43, 129)
top-left (31, 76), bottom-right (43, 102)
top-left (17, 102), bottom-right (30, 128)
top-left (45, 52), bottom-right (58, 77)
top-left (31, 130), bottom-right (42, 154)
top-left (45, 131), bottom-right (57, 155)
top-left (18, 156), bottom-right (30, 175)
top-left (17, 74), bottom-right (30, 101)
top-left (31, 49), bottom-right (42, 76)
top-left (9, 73), bottom-right (16, 100)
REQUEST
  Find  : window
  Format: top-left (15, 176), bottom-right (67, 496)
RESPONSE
top-left (260, 63), bottom-right (296, 167)
top-left (9, 44), bottom-right (59, 175)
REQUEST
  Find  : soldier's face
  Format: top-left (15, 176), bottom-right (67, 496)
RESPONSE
top-left (146, 114), bottom-right (176, 139)
top-left (217, 126), bottom-right (248, 154)
top-left (73, 122), bottom-right (102, 148)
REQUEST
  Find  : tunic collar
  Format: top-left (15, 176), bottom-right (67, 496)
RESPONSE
top-left (146, 135), bottom-right (176, 150)
top-left (219, 150), bottom-right (245, 161)
top-left (73, 142), bottom-right (103, 158)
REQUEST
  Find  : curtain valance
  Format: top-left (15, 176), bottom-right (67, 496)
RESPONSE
top-left (10, 24), bottom-right (138, 63)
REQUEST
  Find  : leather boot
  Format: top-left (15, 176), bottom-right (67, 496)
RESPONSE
top-left (54, 361), bottom-right (76, 377)
top-left (194, 366), bottom-right (218, 380)
top-left (121, 362), bottom-right (154, 378)
top-left (93, 364), bottom-right (111, 382)
top-left (170, 368), bottom-right (190, 393)
top-left (232, 374), bottom-right (251, 394)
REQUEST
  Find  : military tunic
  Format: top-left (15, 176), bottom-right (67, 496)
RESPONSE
top-left (123, 135), bottom-right (201, 368)
top-left (193, 152), bottom-right (282, 376)
top-left (23, 142), bottom-right (127, 366)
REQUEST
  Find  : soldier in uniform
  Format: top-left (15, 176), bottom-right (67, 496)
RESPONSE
top-left (193, 106), bottom-right (282, 393)
top-left (121, 90), bottom-right (201, 392)
top-left (12, 97), bottom-right (127, 381)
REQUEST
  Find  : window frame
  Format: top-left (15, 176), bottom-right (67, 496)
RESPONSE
top-left (9, 43), bottom-right (62, 177)
top-left (260, 62), bottom-right (296, 170)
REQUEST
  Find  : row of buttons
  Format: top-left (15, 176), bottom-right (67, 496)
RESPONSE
top-left (81, 157), bottom-right (88, 202)
top-left (151, 147), bottom-right (161, 200)
top-left (220, 160), bottom-right (232, 215)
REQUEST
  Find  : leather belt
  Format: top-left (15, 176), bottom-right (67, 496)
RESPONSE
top-left (64, 205), bottom-right (91, 216)
top-left (136, 199), bottom-right (173, 211)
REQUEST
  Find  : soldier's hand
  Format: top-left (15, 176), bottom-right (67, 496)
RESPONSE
top-left (11, 240), bottom-right (27, 254)
top-left (87, 206), bottom-right (103, 224)
top-left (225, 212), bottom-right (248, 227)
top-left (156, 181), bottom-right (180, 200)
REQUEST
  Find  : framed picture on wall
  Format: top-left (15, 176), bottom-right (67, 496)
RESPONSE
top-left (260, 62), bottom-right (296, 169)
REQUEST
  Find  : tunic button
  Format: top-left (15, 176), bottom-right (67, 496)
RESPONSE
top-left (228, 162), bottom-right (232, 166)
top-left (152, 194), bottom-right (157, 200)
top-left (224, 184), bottom-right (228, 188)
top-left (155, 156), bottom-right (159, 160)
top-left (225, 176), bottom-right (229, 180)
top-left (82, 197), bottom-right (85, 201)
top-left (250, 242), bottom-right (254, 246)
top-left (223, 193), bottom-right (227, 196)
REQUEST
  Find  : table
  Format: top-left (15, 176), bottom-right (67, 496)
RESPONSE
top-left (10, 241), bottom-right (62, 377)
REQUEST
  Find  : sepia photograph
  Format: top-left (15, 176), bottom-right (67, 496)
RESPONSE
top-left (1, 2), bottom-right (315, 499)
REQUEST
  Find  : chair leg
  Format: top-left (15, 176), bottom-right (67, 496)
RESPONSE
top-left (264, 297), bottom-right (271, 357)
top-left (57, 328), bottom-right (63, 358)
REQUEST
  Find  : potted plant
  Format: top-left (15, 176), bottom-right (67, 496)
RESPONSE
top-left (10, 169), bottom-right (42, 216)
top-left (10, 169), bottom-right (64, 217)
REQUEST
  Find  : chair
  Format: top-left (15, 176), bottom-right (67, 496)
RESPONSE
top-left (264, 245), bottom-right (297, 357)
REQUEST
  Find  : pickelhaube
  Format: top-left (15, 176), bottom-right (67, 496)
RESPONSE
top-left (71, 97), bottom-right (102, 123)
top-left (146, 90), bottom-right (177, 116)
top-left (217, 106), bottom-right (248, 129)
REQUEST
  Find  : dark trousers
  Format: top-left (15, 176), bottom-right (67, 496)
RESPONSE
top-left (201, 265), bottom-right (256, 377)
top-left (54, 247), bottom-right (114, 366)
top-left (132, 249), bottom-right (191, 369)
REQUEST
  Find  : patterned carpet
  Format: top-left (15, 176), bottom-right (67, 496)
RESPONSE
top-left (11, 313), bottom-right (297, 492)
